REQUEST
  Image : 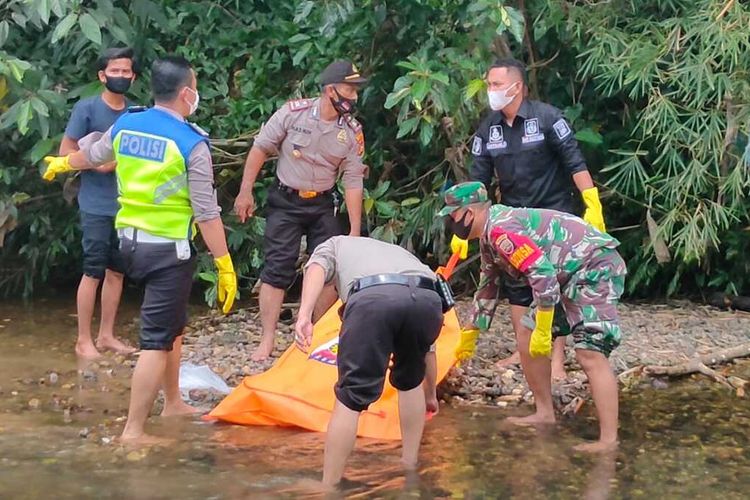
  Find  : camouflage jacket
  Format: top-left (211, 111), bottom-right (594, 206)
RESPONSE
top-left (471, 204), bottom-right (620, 331)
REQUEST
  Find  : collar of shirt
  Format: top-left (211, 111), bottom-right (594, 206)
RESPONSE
top-left (311, 97), bottom-right (345, 128)
top-left (153, 104), bottom-right (186, 122)
top-left (515, 99), bottom-right (532, 119)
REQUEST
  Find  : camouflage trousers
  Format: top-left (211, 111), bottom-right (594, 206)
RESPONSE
top-left (526, 248), bottom-right (627, 357)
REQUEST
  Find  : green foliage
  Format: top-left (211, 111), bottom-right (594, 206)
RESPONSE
top-left (1, 0), bottom-right (749, 300)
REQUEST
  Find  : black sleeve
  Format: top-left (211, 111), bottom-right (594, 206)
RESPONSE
top-left (545, 108), bottom-right (588, 176)
top-left (469, 126), bottom-right (493, 188)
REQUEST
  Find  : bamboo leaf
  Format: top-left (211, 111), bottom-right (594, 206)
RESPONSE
top-left (646, 209), bottom-right (671, 264)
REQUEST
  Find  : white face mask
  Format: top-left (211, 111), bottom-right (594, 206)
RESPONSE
top-left (185, 87), bottom-right (200, 115)
top-left (487, 82), bottom-right (519, 111)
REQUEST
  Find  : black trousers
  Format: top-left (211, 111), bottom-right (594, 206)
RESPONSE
top-left (119, 237), bottom-right (196, 351)
top-left (335, 284), bottom-right (443, 412)
top-left (260, 187), bottom-right (341, 289)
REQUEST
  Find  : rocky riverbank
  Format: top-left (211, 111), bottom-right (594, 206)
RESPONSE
top-left (180, 299), bottom-right (750, 409)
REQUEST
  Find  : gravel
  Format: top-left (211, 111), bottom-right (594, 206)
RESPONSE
top-left (181, 299), bottom-right (750, 408)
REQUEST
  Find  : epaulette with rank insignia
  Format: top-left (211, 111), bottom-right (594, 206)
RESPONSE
top-left (287, 98), bottom-right (313, 112)
top-left (187, 122), bottom-right (209, 137)
top-left (343, 114), bottom-right (365, 156)
top-left (343, 113), bottom-right (362, 133)
top-left (127, 105), bottom-right (147, 113)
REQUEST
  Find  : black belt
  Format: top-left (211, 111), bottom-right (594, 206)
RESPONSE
top-left (275, 180), bottom-right (334, 198)
top-left (349, 273), bottom-right (438, 296)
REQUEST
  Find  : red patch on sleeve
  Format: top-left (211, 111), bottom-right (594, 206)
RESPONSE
top-left (355, 131), bottom-right (365, 156)
top-left (489, 227), bottom-right (543, 272)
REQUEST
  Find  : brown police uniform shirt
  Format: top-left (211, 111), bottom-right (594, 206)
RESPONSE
top-left (306, 236), bottom-right (436, 303)
top-left (253, 97), bottom-right (366, 192)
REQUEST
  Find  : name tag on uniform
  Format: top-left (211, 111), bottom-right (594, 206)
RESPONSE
top-left (521, 118), bottom-right (545, 144)
top-left (119, 132), bottom-right (167, 162)
top-left (487, 125), bottom-right (507, 150)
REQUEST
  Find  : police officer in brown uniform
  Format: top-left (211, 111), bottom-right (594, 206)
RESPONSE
top-left (235, 60), bottom-right (368, 361)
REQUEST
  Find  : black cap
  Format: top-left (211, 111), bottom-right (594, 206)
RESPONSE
top-left (319, 60), bottom-right (368, 86)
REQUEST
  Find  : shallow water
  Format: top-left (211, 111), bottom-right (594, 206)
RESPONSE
top-left (0, 299), bottom-right (748, 498)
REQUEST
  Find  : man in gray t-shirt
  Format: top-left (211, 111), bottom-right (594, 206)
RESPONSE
top-left (295, 236), bottom-right (444, 487)
top-left (58, 47), bottom-right (137, 359)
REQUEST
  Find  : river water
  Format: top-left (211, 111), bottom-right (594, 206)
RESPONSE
top-left (0, 298), bottom-right (748, 498)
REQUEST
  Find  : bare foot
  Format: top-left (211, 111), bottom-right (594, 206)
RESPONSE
top-left (251, 338), bottom-right (274, 362)
top-left (96, 337), bottom-right (137, 356)
top-left (75, 341), bottom-right (102, 360)
top-left (494, 350), bottom-right (520, 370)
top-left (161, 400), bottom-right (201, 417)
top-left (119, 432), bottom-right (174, 446)
top-left (573, 440), bottom-right (618, 453)
top-left (551, 365), bottom-right (568, 383)
top-left (293, 478), bottom-right (337, 495)
top-left (400, 457), bottom-right (419, 471)
top-left (506, 412), bottom-right (556, 426)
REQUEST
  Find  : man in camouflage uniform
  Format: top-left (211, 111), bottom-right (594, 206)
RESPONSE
top-left (440, 181), bottom-right (626, 452)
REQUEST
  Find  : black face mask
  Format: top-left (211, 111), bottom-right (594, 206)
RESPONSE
top-left (330, 87), bottom-right (357, 116)
top-left (104, 76), bottom-right (132, 94)
top-left (446, 211), bottom-right (473, 240)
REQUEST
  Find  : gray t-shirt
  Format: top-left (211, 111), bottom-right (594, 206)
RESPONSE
top-left (306, 236), bottom-right (436, 302)
top-left (64, 95), bottom-right (129, 216)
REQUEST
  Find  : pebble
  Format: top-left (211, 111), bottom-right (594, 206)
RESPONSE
top-left (28, 398), bottom-right (40, 409)
top-left (48, 372), bottom-right (59, 385)
top-left (175, 300), bottom-right (750, 409)
top-left (126, 450), bottom-right (145, 462)
top-left (651, 378), bottom-right (670, 390)
top-left (79, 427), bottom-right (89, 438)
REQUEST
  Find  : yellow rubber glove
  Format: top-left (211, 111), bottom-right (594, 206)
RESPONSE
top-left (214, 254), bottom-right (237, 314)
top-left (582, 187), bottom-right (606, 232)
top-left (42, 155), bottom-right (73, 182)
top-left (455, 328), bottom-right (479, 363)
top-left (529, 308), bottom-right (554, 358)
top-left (450, 234), bottom-right (469, 260)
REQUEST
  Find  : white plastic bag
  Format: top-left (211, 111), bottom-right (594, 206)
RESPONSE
top-left (179, 363), bottom-right (231, 400)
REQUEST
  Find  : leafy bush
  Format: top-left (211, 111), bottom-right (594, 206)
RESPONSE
top-left (1, 0), bottom-right (748, 300)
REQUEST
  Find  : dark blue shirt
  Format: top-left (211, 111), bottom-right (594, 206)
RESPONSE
top-left (64, 95), bottom-right (129, 216)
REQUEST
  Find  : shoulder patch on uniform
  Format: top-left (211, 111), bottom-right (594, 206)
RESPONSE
top-left (472, 135), bottom-right (483, 156)
top-left (552, 118), bottom-right (572, 140)
top-left (127, 105), bottom-right (147, 113)
top-left (187, 122), bottom-right (209, 137)
top-left (344, 114), bottom-right (362, 132)
top-left (355, 130), bottom-right (365, 156)
top-left (489, 227), bottom-right (543, 272)
top-left (287, 98), bottom-right (313, 112)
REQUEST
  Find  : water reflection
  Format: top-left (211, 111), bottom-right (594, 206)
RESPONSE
top-left (0, 300), bottom-right (748, 498)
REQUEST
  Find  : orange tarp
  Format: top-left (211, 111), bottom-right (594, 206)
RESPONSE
top-left (208, 303), bottom-right (461, 440)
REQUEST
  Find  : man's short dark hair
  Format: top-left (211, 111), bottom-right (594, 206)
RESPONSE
top-left (96, 47), bottom-right (135, 72)
top-left (486, 58), bottom-right (527, 85)
top-left (151, 56), bottom-right (193, 102)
